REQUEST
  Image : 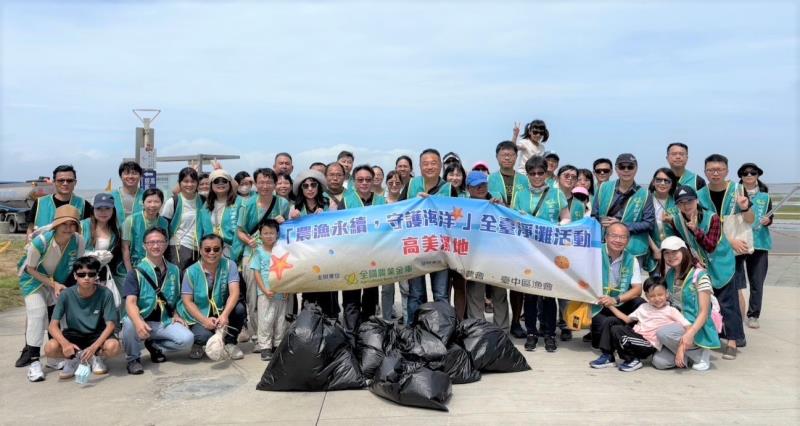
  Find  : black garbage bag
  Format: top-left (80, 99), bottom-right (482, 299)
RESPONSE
top-left (356, 317), bottom-right (396, 379)
top-left (257, 306), bottom-right (366, 391)
top-left (456, 318), bottom-right (531, 373)
top-left (395, 326), bottom-right (447, 364)
top-left (439, 343), bottom-right (481, 384)
top-left (414, 301), bottom-right (458, 344)
top-left (369, 352), bottom-right (452, 411)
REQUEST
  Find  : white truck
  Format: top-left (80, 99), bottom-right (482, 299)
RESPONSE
top-left (0, 179), bottom-right (54, 233)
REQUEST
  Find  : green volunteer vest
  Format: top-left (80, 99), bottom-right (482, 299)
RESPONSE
top-left (167, 194), bottom-right (205, 249)
top-left (596, 180), bottom-right (650, 256)
top-left (668, 207), bottom-right (735, 288)
top-left (749, 191), bottom-right (772, 251)
top-left (512, 186), bottom-right (567, 223)
top-left (592, 245), bottom-right (636, 316)
top-left (342, 189), bottom-right (387, 209)
top-left (111, 187), bottom-right (144, 228)
top-left (568, 197), bottom-right (586, 221)
top-left (642, 194), bottom-right (676, 272)
top-left (665, 267), bottom-right (721, 349)
top-left (407, 176), bottom-right (454, 199)
top-left (238, 195), bottom-right (291, 260)
top-left (177, 259), bottom-right (232, 324)
top-left (677, 169), bottom-right (701, 191)
top-left (488, 171), bottom-right (529, 207)
top-left (199, 200), bottom-right (240, 251)
top-left (124, 213), bottom-right (170, 267)
top-left (134, 257), bottom-right (182, 326)
top-left (18, 231), bottom-right (82, 297)
top-left (697, 181), bottom-right (739, 217)
top-left (33, 194), bottom-right (86, 229)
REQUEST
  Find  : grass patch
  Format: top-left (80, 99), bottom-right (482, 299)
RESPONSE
top-left (0, 239), bottom-right (25, 311)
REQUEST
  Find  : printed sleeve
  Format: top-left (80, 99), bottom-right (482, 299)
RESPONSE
top-left (694, 273), bottom-right (713, 293)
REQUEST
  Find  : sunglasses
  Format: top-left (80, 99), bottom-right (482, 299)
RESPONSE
top-left (56, 178), bottom-right (76, 184)
top-left (560, 174), bottom-right (577, 181)
top-left (654, 178), bottom-right (672, 185)
top-left (741, 170), bottom-right (758, 177)
top-left (617, 164), bottom-right (636, 171)
top-left (212, 178), bottom-right (229, 185)
top-left (527, 171), bottom-right (546, 177)
top-left (388, 181), bottom-right (403, 186)
top-left (302, 182), bottom-right (318, 190)
top-left (594, 168), bottom-right (611, 175)
top-left (75, 271), bottom-right (98, 278)
top-left (203, 246), bottom-right (222, 253)
top-left (530, 128), bottom-right (545, 135)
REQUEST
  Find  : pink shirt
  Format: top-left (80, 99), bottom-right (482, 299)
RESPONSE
top-left (629, 304), bottom-right (690, 349)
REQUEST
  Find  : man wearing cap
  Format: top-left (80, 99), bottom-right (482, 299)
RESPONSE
top-left (26, 164), bottom-right (93, 240)
top-left (667, 183), bottom-right (748, 359)
top-left (464, 171), bottom-right (510, 330)
top-left (593, 153), bottom-right (655, 261)
top-left (17, 204), bottom-right (86, 378)
top-left (666, 143), bottom-right (706, 191)
top-left (112, 161), bottom-right (145, 229)
top-left (488, 141), bottom-right (530, 208)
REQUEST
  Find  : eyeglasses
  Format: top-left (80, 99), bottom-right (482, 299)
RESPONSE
top-left (145, 240), bottom-right (167, 246)
top-left (705, 168), bottom-right (727, 175)
top-left (498, 153), bottom-right (516, 159)
top-left (56, 179), bottom-right (76, 184)
top-left (527, 171), bottom-right (546, 177)
top-left (654, 178), bottom-right (672, 185)
top-left (617, 164), bottom-right (636, 171)
top-left (212, 178), bottom-right (229, 185)
top-left (355, 178), bottom-right (372, 183)
top-left (741, 170), bottom-right (758, 177)
top-left (74, 271), bottom-right (98, 278)
top-left (594, 168), bottom-right (611, 175)
top-left (302, 182), bottom-right (318, 190)
top-left (560, 174), bottom-right (577, 181)
top-left (203, 246), bottom-right (222, 253)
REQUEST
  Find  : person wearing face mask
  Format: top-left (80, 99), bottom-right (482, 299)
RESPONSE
top-left (512, 119), bottom-right (550, 175)
top-left (234, 171), bottom-right (254, 198)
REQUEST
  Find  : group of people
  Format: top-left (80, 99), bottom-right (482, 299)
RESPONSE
top-left (14, 118), bottom-right (774, 382)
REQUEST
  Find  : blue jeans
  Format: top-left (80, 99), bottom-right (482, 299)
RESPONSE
top-left (121, 317), bottom-right (194, 363)
top-left (407, 270), bottom-right (449, 324)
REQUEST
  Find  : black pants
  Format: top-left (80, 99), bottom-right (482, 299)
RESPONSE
top-left (610, 324), bottom-right (656, 362)
top-left (736, 250), bottom-right (769, 319)
top-left (591, 298), bottom-right (645, 353)
top-left (62, 329), bottom-right (105, 351)
top-left (342, 287), bottom-right (378, 333)
top-left (714, 281), bottom-right (745, 341)
top-left (166, 245), bottom-right (199, 276)
top-left (302, 291), bottom-right (341, 318)
top-left (189, 301), bottom-right (247, 345)
top-left (524, 295), bottom-right (556, 337)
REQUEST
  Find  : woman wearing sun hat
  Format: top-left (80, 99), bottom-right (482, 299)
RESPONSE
top-left (18, 205), bottom-right (86, 382)
top-left (736, 162), bottom-right (772, 329)
top-left (198, 169), bottom-right (241, 261)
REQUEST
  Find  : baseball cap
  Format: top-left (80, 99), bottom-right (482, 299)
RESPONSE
top-left (674, 185), bottom-right (698, 204)
top-left (93, 193), bottom-right (115, 209)
top-left (466, 171), bottom-right (488, 187)
top-left (660, 236), bottom-right (687, 251)
top-left (615, 153), bottom-right (637, 165)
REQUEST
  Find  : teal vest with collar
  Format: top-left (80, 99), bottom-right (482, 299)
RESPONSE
top-left (596, 180), bottom-right (650, 256)
top-left (33, 194), bottom-right (86, 229)
top-left (238, 195), bottom-right (290, 260)
top-left (697, 181), bottom-right (739, 217)
top-left (512, 186), bottom-right (567, 223)
top-left (167, 194), bottom-right (205, 248)
top-left (18, 231), bottom-right (83, 297)
top-left (342, 189), bottom-right (387, 209)
top-left (667, 206), bottom-right (735, 288)
top-left (407, 176), bottom-right (454, 199)
top-left (677, 169), bottom-right (701, 191)
top-left (111, 187), bottom-right (144, 228)
top-left (124, 213), bottom-right (170, 268)
top-left (568, 196), bottom-right (586, 221)
top-left (643, 194), bottom-right (676, 272)
top-left (593, 245), bottom-right (637, 316)
top-left (488, 171), bottom-right (529, 207)
top-left (199, 200), bottom-right (240, 248)
top-left (177, 259), bottom-right (233, 324)
top-left (749, 191), bottom-right (772, 250)
top-left (134, 257), bottom-right (182, 326)
top-left (665, 267), bottom-right (721, 349)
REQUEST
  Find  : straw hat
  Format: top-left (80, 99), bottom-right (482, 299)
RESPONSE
top-left (51, 205), bottom-right (81, 229)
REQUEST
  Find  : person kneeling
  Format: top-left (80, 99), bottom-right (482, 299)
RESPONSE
top-left (178, 234), bottom-right (246, 360)
top-left (44, 256), bottom-right (121, 380)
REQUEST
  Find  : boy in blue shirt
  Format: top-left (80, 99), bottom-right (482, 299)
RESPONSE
top-left (249, 219), bottom-right (287, 361)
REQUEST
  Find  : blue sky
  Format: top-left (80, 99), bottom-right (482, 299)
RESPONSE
top-left (1, 1), bottom-right (797, 188)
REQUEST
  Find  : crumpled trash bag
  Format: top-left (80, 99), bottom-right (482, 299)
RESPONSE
top-left (369, 351), bottom-right (452, 411)
top-left (356, 317), bottom-right (396, 379)
top-left (456, 319), bottom-right (531, 373)
top-left (395, 326), bottom-right (447, 364)
top-left (205, 328), bottom-right (228, 361)
top-left (438, 343), bottom-right (481, 384)
top-left (413, 301), bottom-right (458, 345)
top-left (257, 306), bottom-right (366, 391)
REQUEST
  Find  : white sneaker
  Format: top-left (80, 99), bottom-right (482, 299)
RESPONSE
top-left (59, 357), bottom-right (80, 379)
top-left (237, 328), bottom-right (251, 343)
top-left (224, 343), bottom-right (244, 360)
top-left (91, 356), bottom-right (108, 375)
top-left (746, 317), bottom-right (760, 329)
top-left (45, 357), bottom-right (65, 370)
top-left (692, 360), bottom-right (710, 371)
top-left (27, 361), bottom-right (45, 382)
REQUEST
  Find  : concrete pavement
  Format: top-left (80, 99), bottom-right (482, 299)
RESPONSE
top-left (0, 255), bottom-right (798, 425)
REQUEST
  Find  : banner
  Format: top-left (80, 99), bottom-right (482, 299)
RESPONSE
top-left (268, 197), bottom-right (604, 304)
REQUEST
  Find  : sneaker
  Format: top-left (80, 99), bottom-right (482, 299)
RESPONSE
top-left (560, 329), bottom-right (573, 342)
top-left (46, 357), bottom-right (65, 370)
top-left (618, 359), bottom-right (643, 372)
top-left (59, 357), bottom-right (80, 380)
top-left (524, 335), bottom-right (538, 352)
top-left (544, 336), bottom-right (557, 353)
top-left (91, 356), bottom-right (108, 375)
top-left (582, 332), bottom-right (593, 343)
top-left (692, 360), bottom-right (710, 371)
top-left (189, 344), bottom-right (205, 360)
top-left (144, 339), bottom-right (167, 363)
top-left (510, 323), bottom-right (527, 339)
top-left (225, 344), bottom-right (244, 360)
top-left (27, 360), bottom-right (45, 382)
top-left (722, 346), bottom-right (737, 360)
top-left (746, 317), bottom-right (760, 329)
top-left (589, 353), bottom-right (615, 369)
top-left (253, 345), bottom-right (268, 354)
top-left (736, 338), bottom-right (747, 348)
top-left (15, 345), bottom-right (33, 368)
top-left (260, 348), bottom-right (273, 361)
top-left (238, 327), bottom-right (251, 343)
top-left (126, 359), bottom-right (144, 375)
